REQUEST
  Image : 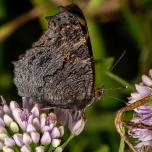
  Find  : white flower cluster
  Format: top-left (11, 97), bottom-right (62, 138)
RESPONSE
top-left (0, 97), bottom-right (64, 152)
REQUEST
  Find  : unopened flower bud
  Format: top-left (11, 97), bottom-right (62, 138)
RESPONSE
top-left (3, 146), bottom-right (14, 152)
top-left (27, 115), bottom-right (33, 124)
top-left (142, 75), bottom-right (152, 86)
top-left (3, 104), bottom-right (11, 115)
top-left (48, 113), bottom-right (57, 125)
top-left (23, 133), bottom-right (32, 145)
top-left (13, 134), bottom-right (23, 147)
top-left (21, 145), bottom-right (31, 152)
top-left (10, 122), bottom-right (19, 133)
top-left (52, 139), bottom-right (61, 148)
top-left (32, 118), bottom-right (40, 129)
top-left (36, 146), bottom-right (44, 152)
top-left (0, 133), bottom-right (8, 140)
top-left (3, 115), bottom-right (13, 126)
top-left (54, 146), bottom-right (63, 152)
top-left (69, 118), bottom-right (85, 136)
top-left (41, 131), bottom-right (51, 145)
top-left (12, 108), bottom-right (26, 130)
top-left (31, 104), bottom-right (39, 117)
top-left (27, 124), bottom-right (36, 132)
top-left (4, 137), bottom-right (15, 147)
top-left (51, 127), bottom-right (60, 138)
top-left (40, 114), bottom-right (46, 127)
top-left (0, 127), bottom-right (7, 134)
top-left (10, 101), bottom-right (19, 111)
top-left (31, 131), bottom-right (40, 144)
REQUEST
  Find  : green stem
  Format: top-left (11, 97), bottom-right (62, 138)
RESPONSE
top-left (118, 125), bottom-right (125, 152)
top-left (13, 146), bottom-right (20, 152)
top-left (45, 144), bottom-right (53, 152)
top-left (61, 134), bottom-right (75, 150)
top-left (106, 71), bottom-right (134, 92)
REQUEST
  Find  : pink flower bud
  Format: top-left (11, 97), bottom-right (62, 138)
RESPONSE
top-left (32, 118), bottom-right (40, 129)
top-left (13, 134), bottom-right (23, 147)
top-left (41, 131), bottom-right (51, 145)
top-left (27, 124), bottom-right (36, 132)
top-left (36, 146), bottom-right (44, 152)
top-left (135, 84), bottom-right (151, 96)
top-left (142, 75), bottom-right (152, 86)
top-left (10, 101), bottom-right (19, 111)
top-left (41, 126), bottom-right (52, 132)
top-left (51, 127), bottom-right (60, 138)
top-left (48, 113), bottom-right (57, 125)
top-left (23, 133), bottom-right (32, 145)
top-left (12, 108), bottom-right (26, 130)
top-left (4, 137), bottom-right (15, 147)
top-left (40, 114), bottom-right (46, 127)
top-left (27, 115), bottom-right (33, 124)
top-left (31, 104), bottom-right (39, 117)
top-left (30, 131), bottom-right (40, 144)
top-left (3, 104), bottom-right (11, 115)
top-left (21, 145), bottom-right (31, 152)
top-left (69, 118), bottom-right (85, 136)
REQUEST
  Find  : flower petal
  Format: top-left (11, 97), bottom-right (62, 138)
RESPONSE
top-left (23, 133), bottom-right (32, 145)
top-left (51, 127), bottom-right (60, 138)
top-left (36, 146), bottom-right (44, 152)
top-left (142, 75), bottom-right (152, 86)
top-left (30, 131), bottom-right (40, 144)
top-left (41, 131), bottom-right (51, 145)
top-left (21, 145), bottom-right (31, 152)
top-left (52, 139), bottom-right (61, 148)
top-left (13, 134), bottom-right (23, 147)
top-left (4, 137), bottom-right (15, 147)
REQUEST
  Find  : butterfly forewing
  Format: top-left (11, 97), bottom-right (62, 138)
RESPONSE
top-left (14, 4), bottom-right (95, 110)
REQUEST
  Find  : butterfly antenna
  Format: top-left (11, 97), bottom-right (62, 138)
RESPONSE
top-left (104, 95), bottom-right (127, 104)
top-left (103, 86), bottom-right (128, 91)
top-left (110, 51), bottom-right (126, 71)
top-left (103, 86), bottom-right (128, 104)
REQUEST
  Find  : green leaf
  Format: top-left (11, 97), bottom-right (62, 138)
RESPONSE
top-left (121, 3), bottom-right (144, 49)
top-left (95, 145), bottom-right (110, 152)
top-left (87, 19), bottom-right (106, 60)
top-left (0, 0), bottom-right (6, 19)
top-left (31, 0), bottom-right (58, 28)
top-left (88, 0), bottom-right (104, 13)
top-left (0, 72), bottom-right (12, 89)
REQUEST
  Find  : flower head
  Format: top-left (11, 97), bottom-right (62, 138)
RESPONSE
top-left (0, 97), bottom-right (64, 151)
top-left (127, 69), bottom-right (152, 150)
top-left (0, 96), bottom-right (86, 151)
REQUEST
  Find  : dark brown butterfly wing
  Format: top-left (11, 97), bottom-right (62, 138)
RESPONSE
top-left (13, 4), bottom-right (95, 109)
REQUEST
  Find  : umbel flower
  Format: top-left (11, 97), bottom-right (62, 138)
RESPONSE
top-left (0, 97), bottom-right (85, 152)
top-left (127, 69), bottom-right (152, 151)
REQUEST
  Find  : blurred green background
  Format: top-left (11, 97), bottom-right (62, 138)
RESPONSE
top-left (0, 0), bottom-right (152, 151)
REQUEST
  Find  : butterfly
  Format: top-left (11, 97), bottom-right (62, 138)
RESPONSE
top-left (13, 4), bottom-right (102, 110)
